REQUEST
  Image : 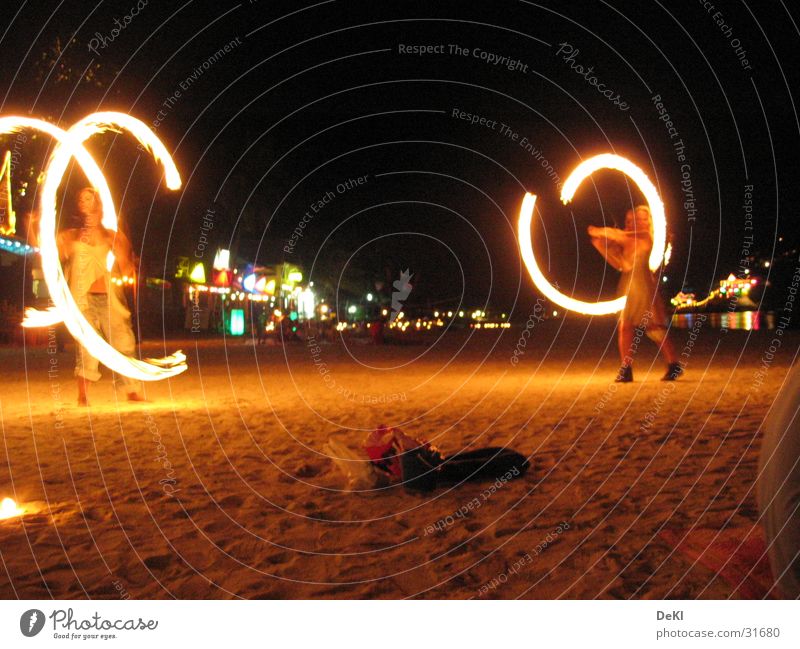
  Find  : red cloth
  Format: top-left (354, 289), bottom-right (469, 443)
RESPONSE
top-left (364, 426), bottom-right (427, 479)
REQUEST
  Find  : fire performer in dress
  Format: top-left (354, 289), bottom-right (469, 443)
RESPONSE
top-left (587, 205), bottom-right (682, 382)
top-left (57, 187), bottom-right (145, 405)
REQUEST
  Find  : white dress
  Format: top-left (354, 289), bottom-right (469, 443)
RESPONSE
top-left (618, 249), bottom-right (667, 328)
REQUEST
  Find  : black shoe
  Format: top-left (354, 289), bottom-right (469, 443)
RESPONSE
top-left (615, 365), bottom-right (633, 383)
top-left (662, 362), bottom-right (683, 381)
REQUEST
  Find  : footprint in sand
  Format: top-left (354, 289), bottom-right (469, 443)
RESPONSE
top-left (143, 554), bottom-right (174, 571)
top-left (494, 525), bottom-right (521, 538)
top-left (464, 520), bottom-right (485, 533)
top-left (202, 520), bottom-right (230, 534)
top-left (295, 464), bottom-right (320, 478)
top-left (218, 495), bottom-right (244, 508)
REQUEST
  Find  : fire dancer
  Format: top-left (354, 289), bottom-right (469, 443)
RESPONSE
top-left (57, 187), bottom-right (145, 405)
top-left (588, 205), bottom-right (681, 382)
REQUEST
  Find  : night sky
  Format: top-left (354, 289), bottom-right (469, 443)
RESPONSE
top-left (1, 0), bottom-right (797, 315)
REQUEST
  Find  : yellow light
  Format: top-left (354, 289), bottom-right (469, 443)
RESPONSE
top-left (189, 262), bottom-right (206, 284)
top-left (519, 153), bottom-right (667, 315)
top-left (4, 112), bottom-right (187, 380)
top-left (288, 270), bottom-right (303, 283)
top-left (0, 151), bottom-right (17, 235)
top-left (0, 497), bottom-right (24, 519)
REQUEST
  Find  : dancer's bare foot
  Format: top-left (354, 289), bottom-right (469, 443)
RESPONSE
top-left (77, 396), bottom-right (89, 407)
top-left (126, 392), bottom-right (148, 402)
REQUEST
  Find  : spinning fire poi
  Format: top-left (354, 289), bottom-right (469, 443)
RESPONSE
top-left (0, 112), bottom-right (187, 403)
top-left (518, 153), bottom-right (681, 382)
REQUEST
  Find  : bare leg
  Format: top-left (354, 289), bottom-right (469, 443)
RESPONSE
top-left (615, 321), bottom-right (635, 382)
top-left (77, 377), bottom-right (90, 406)
top-left (659, 331), bottom-right (677, 365)
top-left (618, 322), bottom-right (634, 367)
top-left (649, 327), bottom-right (682, 380)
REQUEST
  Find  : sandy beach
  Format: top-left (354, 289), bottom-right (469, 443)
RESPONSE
top-left (0, 318), bottom-right (794, 599)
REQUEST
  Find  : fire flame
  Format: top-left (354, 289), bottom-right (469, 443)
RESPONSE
top-left (518, 153), bottom-right (668, 316)
top-left (0, 497), bottom-right (24, 519)
top-left (1, 112), bottom-right (187, 380)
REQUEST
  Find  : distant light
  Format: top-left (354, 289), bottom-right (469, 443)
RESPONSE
top-left (744, 268), bottom-right (750, 274)
top-left (458, 311), bottom-right (464, 317)
top-left (552, 310), bottom-right (558, 317)
top-left (366, 293), bottom-right (373, 302)
top-left (764, 261), bottom-right (770, 267)
top-left (229, 309), bottom-right (245, 336)
top-left (662, 276), bottom-right (668, 283)
top-left (381, 308), bottom-right (388, 316)
top-left (288, 270), bottom-right (303, 283)
top-left (320, 304), bottom-right (329, 314)
top-left (348, 305), bottom-right (357, 314)
top-left (434, 311), bottom-right (439, 317)
top-left (299, 288), bottom-right (315, 319)
top-left (447, 311), bottom-right (453, 317)
top-left (213, 248), bottom-right (230, 270)
top-left (189, 262), bottom-right (206, 284)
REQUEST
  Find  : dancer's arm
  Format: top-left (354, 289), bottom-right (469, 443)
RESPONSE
top-left (587, 225), bottom-right (629, 243)
top-left (111, 230), bottom-right (137, 277)
top-left (56, 229), bottom-right (73, 262)
top-left (588, 226), bottom-right (626, 271)
top-left (588, 225), bottom-right (652, 246)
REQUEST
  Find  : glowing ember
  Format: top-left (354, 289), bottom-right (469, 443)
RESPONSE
top-left (0, 497), bottom-right (24, 519)
top-left (2, 112), bottom-right (187, 381)
top-left (518, 153), bottom-right (668, 315)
